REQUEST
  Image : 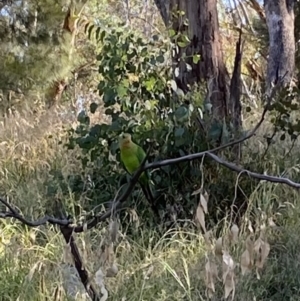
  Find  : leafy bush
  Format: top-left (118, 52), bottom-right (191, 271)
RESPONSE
top-left (63, 23), bottom-right (257, 225)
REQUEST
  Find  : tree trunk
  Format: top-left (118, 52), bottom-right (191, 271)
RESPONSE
top-left (155, 0), bottom-right (229, 120)
top-left (293, 1), bottom-right (300, 85)
top-left (264, 0), bottom-right (295, 95)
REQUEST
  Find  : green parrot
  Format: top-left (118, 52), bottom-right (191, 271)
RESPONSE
top-left (118, 133), bottom-right (159, 216)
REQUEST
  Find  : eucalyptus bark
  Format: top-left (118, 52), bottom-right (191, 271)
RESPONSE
top-left (155, 0), bottom-right (229, 119)
top-left (264, 0), bottom-right (295, 95)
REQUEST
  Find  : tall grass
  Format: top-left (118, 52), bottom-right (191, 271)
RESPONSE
top-left (1, 105), bottom-right (300, 301)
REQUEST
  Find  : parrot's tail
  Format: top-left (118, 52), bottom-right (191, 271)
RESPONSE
top-left (141, 183), bottom-right (159, 217)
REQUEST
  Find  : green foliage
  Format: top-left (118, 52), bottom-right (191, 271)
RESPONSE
top-left (0, 0), bottom-right (78, 114)
top-left (0, 0), bottom-right (115, 114)
top-left (265, 87), bottom-right (300, 147)
top-left (65, 22), bottom-right (230, 219)
top-left (0, 0), bottom-right (69, 91)
top-left (4, 2), bottom-right (300, 300)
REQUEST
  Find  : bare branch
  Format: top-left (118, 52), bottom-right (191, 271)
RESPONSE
top-left (143, 104), bottom-right (269, 171)
top-left (1, 103), bottom-right (300, 234)
top-left (206, 152), bottom-right (300, 187)
top-left (60, 225), bottom-right (101, 300)
top-left (0, 198), bottom-right (72, 227)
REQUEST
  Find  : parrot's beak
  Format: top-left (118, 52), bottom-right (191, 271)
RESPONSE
top-left (119, 132), bottom-right (131, 141)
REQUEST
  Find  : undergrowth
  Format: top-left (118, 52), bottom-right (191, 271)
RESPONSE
top-left (1, 105), bottom-right (300, 301)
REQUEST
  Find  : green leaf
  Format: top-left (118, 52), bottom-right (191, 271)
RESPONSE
top-left (110, 141), bottom-right (120, 155)
top-left (116, 84), bottom-right (128, 98)
top-left (221, 119), bottom-right (229, 144)
top-left (175, 137), bottom-right (185, 147)
top-left (89, 124), bottom-right (102, 137)
top-left (178, 41), bottom-right (188, 48)
top-left (103, 89), bottom-right (117, 105)
top-left (156, 55), bottom-right (165, 63)
top-left (204, 103), bottom-right (213, 114)
top-left (76, 135), bottom-right (97, 149)
top-left (169, 79), bottom-right (177, 92)
top-left (179, 149), bottom-right (185, 156)
top-left (161, 165), bottom-right (170, 173)
top-left (77, 111), bottom-right (90, 125)
top-left (174, 106), bottom-right (188, 122)
top-left (154, 174), bottom-right (162, 183)
top-left (90, 102), bottom-right (98, 114)
top-left (98, 81), bottom-right (106, 92)
top-left (168, 29), bottom-right (176, 37)
top-left (192, 54), bottom-right (200, 64)
top-left (144, 77), bottom-right (156, 92)
top-left (175, 127), bottom-right (185, 137)
top-left (176, 88), bottom-right (185, 98)
top-left (90, 149), bottom-right (99, 162)
top-left (208, 121), bottom-right (222, 142)
top-left (110, 120), bottom-right (122, 131)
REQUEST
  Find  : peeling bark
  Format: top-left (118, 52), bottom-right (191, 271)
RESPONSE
top-left (264, 0), bottom-right (295, 95)
top-left (155, 0), bottom-right (229, 119)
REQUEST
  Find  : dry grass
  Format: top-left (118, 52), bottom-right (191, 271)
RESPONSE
top-left (1, 105), bottom-right (300, 301)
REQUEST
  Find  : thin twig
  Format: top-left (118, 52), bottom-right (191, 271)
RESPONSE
top-left (0, 198), bottom-right (72, 226)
